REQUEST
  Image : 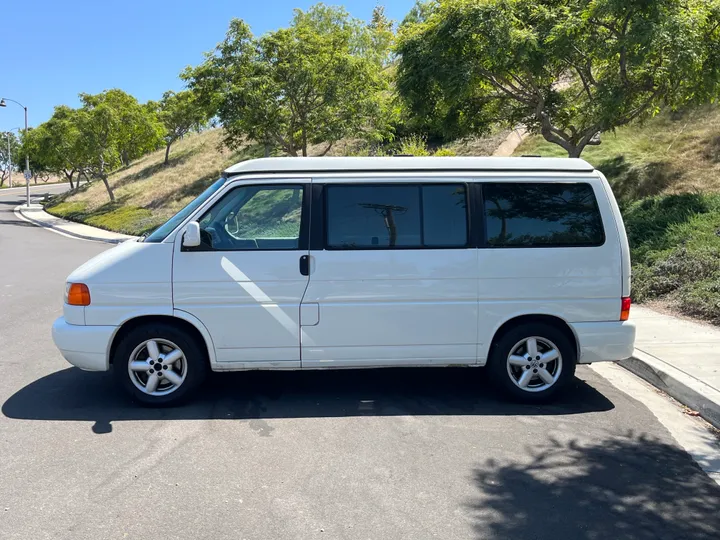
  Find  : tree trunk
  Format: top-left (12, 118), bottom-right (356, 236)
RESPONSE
top-left (164, 142), bottom-right (172, 165)
top-left (568, 146), bottom-right (583, 158)
top-left (102, 175), bottom-right (115, 203)
top-left (64, 170), bottom-right (75, 190)
top-left (301, 129), bottom-right (308, 157)
top-left (100, 156), bottom-right (115, 202)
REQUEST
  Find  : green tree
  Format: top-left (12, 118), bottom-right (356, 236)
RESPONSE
top-left (26, 106), bottom-right (86, 189)
top-left (76, 94), bottom-right (123, 202)
top-left (0, 131), bottom-right (20, 187)
top-left (367, 4), bottom-right (395, 66)
top-left (396, 0), bottom-right (720, 157)
top-left (81, 89), bottom-right (163, 167)
top-left (20, 129), bottom-right (51, 184)
top-left (158, 90), bottom-right (209, 165)
top-left (183, 4), bottom-right (388, 157)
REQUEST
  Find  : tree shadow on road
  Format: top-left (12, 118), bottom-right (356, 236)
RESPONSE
top-left (469, 433), bottom-right (720, 540)
top-left (2, 367), bottom-right (614, 434)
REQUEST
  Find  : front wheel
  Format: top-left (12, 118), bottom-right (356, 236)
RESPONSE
top-left (488, 322), bottom-right (576, 403)
top-left (113, 323), bottom-right (208, 406)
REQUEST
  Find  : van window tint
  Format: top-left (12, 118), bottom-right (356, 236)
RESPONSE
top-left (483, 183), bottom-right (604, 247)
top-left (327, 185), bottom-right (422, 248)
top-left (422, 185), bottom-right (467, 246)
top-left (326, 184), bottom-right (468, 249)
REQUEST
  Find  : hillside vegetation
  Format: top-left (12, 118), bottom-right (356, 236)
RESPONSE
top-left (46, 130), bottom-right (264, 235)
top-left (516, 106), bottom-right (720, 322)
top-left (45, 129), bottom-right (507, 235)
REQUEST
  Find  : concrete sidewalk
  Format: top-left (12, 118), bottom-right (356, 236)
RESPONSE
top-left (620, 306), bottom-right (720, 429)
top-left (16, 204), bottom-right (137, 244)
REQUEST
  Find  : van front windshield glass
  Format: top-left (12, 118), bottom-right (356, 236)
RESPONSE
top-left (143, 178), bottom-right (227, 243)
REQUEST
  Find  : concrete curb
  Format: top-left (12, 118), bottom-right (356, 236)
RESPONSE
top-left (619, 350), bottom-right (720, 430)
top-left (15, 204), bottom-right (137, 244)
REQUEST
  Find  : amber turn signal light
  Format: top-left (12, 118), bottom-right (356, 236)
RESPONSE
top-left (620, 296), bottom-right (631, 321)
top-left (66, 283), bottom-right (91, 306)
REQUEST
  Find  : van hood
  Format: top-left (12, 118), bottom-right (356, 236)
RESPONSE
top-left (67, 239), bottom-right (174, 284)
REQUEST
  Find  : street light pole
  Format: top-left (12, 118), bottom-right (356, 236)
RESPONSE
top-left (6, 132), bottom-right (10, 188)
top-left (0, 97), bottom-right (30, 206)
top-left (24, 106), bottom-right (29, 207)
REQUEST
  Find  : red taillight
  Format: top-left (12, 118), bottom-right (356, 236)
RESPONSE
top-left (620, 297), bottom-right (631, 321)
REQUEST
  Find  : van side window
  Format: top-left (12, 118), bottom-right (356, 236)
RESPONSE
top-left (483, 183), bottom-right (604, 247)
top-left (326, 184), bottom-right (468, 249)
top-left (422, 185), bottom-right (468, 246)
top-left (197, 185), bottom-right (304, 251)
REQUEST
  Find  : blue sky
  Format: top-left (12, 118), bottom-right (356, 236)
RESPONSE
top-left (1, 0), bottom-right (416, 132)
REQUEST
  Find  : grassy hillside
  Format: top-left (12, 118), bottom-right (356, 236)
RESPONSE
top-left (515, 106), bottom-right (720, 323)
top-left (45, 129), bottom-right (508, 235)
top-left (46, 130), bottom-right (266, 235)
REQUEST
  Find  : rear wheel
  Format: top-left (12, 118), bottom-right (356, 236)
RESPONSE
top-left (113, 323), bottom-right (207, 406)
top-left (488, 322), bottom-right (576, 402)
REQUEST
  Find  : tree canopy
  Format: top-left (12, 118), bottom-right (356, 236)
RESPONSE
top-left (80, 89), bottom-right (163, 166)
top-left (396, 0), bottom-right (720, 157)
top-left (183, 4), bottom-right (390, 156)
top-left (157, 90), bottom-right (209, 165)
top-left (26, 89), bottom-right (163, 201)
top-left (24, 106), bottom-right (85, 188)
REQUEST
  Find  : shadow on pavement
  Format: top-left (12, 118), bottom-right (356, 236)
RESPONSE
top-left (470, 434), bottom-right (720, 540)
top-left (2, 367), bottom-right (614, 434)
top-left (0, 219), bottom-right (36, 227)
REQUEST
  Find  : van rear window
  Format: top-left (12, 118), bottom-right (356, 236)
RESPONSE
top-left (483, 183), bottom-right (604, 247)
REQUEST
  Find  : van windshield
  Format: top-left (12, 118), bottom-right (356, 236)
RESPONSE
top-left (143, 178), bottom-right (227, 243)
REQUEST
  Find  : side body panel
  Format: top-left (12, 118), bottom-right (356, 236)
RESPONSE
top-left (171, 178), bottom-right (310, 366)
top-left (73, 241), bottom-right (175, 326)
top-left (301, 249), bottom-right (479, 367)
top-left (301, 177), bottom-right (479, 368)
top-left (475, 175), bottom-right (623, 364)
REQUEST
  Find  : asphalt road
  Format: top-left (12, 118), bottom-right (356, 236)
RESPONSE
top-left (1, 185), bottom-right (719, 540)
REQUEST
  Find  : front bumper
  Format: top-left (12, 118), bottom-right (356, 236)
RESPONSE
top-left (51, 317), bottom-right (116, 371)
top-left (570, 320), bottom-right (636, 364)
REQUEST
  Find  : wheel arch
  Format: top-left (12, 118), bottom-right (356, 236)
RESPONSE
top-left (108, 312), bottom-right (216, 366)
top-left (485, 314), bottom-right (580, 364)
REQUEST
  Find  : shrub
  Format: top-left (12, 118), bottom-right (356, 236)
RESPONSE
top-left (676, 279), bottom-right (720, 323)
top-left (398, 135), bottom-right (431, 156)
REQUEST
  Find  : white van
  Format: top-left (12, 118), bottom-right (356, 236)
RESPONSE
top-left (52, 157), bottom-right (635, 405)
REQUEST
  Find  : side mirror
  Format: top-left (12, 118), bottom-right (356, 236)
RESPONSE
top-left (183, 221), bottom-right (201, 248)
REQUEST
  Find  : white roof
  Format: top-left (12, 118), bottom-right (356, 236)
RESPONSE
top-left (223, 156), bottom-right (594, 176)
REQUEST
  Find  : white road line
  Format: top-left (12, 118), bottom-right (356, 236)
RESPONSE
top-left (12, 204), bottom-right (98, 243)
top-left (591, 362), bottom-right (720, 486)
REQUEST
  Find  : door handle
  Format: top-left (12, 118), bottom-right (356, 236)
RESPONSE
top-left (299, 255), bottom-right (310, 276)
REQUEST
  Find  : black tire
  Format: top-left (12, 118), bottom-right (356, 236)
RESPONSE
top-left (488, 322), bottom-right (576, 403)
top-left (112, 322), bottom-right (208, 406)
